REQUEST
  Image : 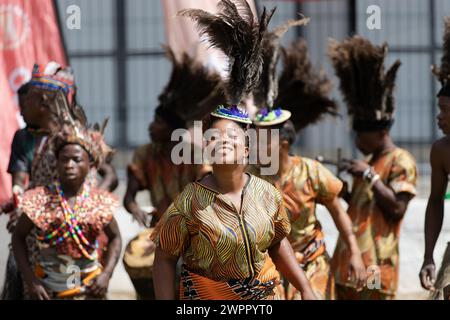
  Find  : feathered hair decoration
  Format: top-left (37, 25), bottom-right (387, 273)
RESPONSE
top-left (275, 39), bottom-right (338, 131)
top-left (253, 15), bottom-right (310, 109)
top-left (29, 62), bottom-right (88, 127)
top-left (328, 35), bottom-right (401, 124)
top-left (432, 17), bottom-right (450, 86)
top-left (179, 0), bottom-right (274, 106)
top-left (53, 119), bottom-right (112, 168)
top-left (156, 45), bottom-right (226, 127)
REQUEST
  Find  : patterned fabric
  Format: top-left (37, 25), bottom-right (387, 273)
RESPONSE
top-left (248, 156), bottom-right (342, 299)
top-left (331, 147), bottom-right (417, 296)
top-left (124, 143), bottom-right (204, 299)
top-left (152, 174), bottom-right (291, 283)
top-left (33, 247), bottom-right (101, 295)
top-left (180, 256), bottom-right (284, 300)
top-left (19, 185), bottom-right (117, 259)
top-left (17, 184), bottom-right (117, 298)
top-left (286, 253), bottom-right (334, 300)
top-left (30, 136), bottom-right (57, 189)
top-left (335, 284), bottom-right (394, 300)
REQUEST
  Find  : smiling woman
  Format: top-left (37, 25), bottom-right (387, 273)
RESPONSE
top-left (152, 0), bottom-right (316, 301)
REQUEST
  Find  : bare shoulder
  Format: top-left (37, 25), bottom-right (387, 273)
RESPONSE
top-left (431, 137), bottom-right (450, 159)
top-left (430, 137), bottom-right (450, 173)
top-left (433, 136), bottom-right (450, 149)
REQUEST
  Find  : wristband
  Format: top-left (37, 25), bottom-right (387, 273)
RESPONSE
top-left (369, 174), bottom-right (380, 188)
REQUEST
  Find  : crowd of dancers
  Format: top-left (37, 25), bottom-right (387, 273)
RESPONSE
top-left (0, 0), bottom-right (449, 300)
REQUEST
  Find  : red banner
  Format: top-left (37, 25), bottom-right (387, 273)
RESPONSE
top-left (0, 0), bottom-right (67, 203)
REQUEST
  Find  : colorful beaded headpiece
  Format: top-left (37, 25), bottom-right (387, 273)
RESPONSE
top-left (254, 107), bottom-right (292, 126)
top-left (29, 62), bottom-right (76, 105)
top-left (53, 120), bottom-right (112, 168)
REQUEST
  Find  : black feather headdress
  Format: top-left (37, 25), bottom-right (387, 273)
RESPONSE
top-left (328, 36), bottom-right (401, 132)
top-left (433, 16), bottom-right (450, 97)
top-left (274, 39), bottom-right (338, 132)
top-left (179, 0), bottom-right (274, 107)
top-left (155, 45), bottom-right (226, 128)
top-left (253, 15), bottom-right (310, 109)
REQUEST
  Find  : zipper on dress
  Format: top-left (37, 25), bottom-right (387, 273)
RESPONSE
top-left (237, 189), bottom-right (255, 279)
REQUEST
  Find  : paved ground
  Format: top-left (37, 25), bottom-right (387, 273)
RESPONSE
top-left (1, 182), bottom-right (449, 300)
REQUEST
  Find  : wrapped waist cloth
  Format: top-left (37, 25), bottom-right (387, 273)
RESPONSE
top-left (179, 255), bottom-right (283, 300)
top-left (35, 246), bottom-right (101, 294)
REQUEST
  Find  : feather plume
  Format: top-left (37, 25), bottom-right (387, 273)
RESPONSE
top-left (179, 0), bottom-right (274, 106)
top-left (253, 15), bottom-right (310, 109)
top-left (328, 35), bottom-right (400, 121)
top-left (157, 46), bottom-right (226, 123)
top-left (275, 39), bottom-right (338, 131)
top-left (432, 16), bottom-right (450, 85)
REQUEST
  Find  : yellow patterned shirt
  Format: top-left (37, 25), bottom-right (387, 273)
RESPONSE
top-left (331, 147), bottom-right (417, 295)
top-left (152, 174), bottom-right (291, 282)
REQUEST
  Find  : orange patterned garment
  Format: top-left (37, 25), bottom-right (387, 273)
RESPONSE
top-left (152, 174), bottom-right (291, 299)
top-left (179, 256), bottom-right (284, 300)
top-left (331, 147), bottom-right (417, 297)
top-left (249, 156), bottom-right (343, 299)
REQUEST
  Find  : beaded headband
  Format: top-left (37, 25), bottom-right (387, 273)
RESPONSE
top-left (29, 62), bottom-right (76, 105)
top-left (210, 105), bottom-right (252, 125)
top-left (253, 107), bottom-right (292, 126)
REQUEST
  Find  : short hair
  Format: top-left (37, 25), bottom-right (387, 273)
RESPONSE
top-left (18, 82), bottom-right (30, 96)
top-left (277, 120), bottom-right (297, 146)
top-left (437, 82), bottom-right (450, 98)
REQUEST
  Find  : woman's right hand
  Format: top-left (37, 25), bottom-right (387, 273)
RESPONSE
top-left (0, 199), bottom-right (14, 215)
top-left (132, 208), bottom-right (157, 227)
top-left (28, 279), bottom-right (50, 300)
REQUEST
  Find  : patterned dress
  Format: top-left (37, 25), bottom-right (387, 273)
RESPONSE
top-left (152, 173), bottom-right (291, 300)
top-left (19, 184), bottom-right (118, 299)
top-left (249, 156), bottom-right (343, 300)
top-left (123, 143), bottom-right (204, 299)
top-left (331, 147), bottom-right (417, 299)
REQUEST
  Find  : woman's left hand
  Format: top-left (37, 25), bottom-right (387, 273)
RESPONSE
top-left (348, 253), bottom-right (367, 290)
top-left (87, 272), bottom-right (110, 297)
top-left (343, 160), bottom-right (370, 177)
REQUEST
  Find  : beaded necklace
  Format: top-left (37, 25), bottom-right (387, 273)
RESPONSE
top-left (37, 181), bottom-right (99, 261)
